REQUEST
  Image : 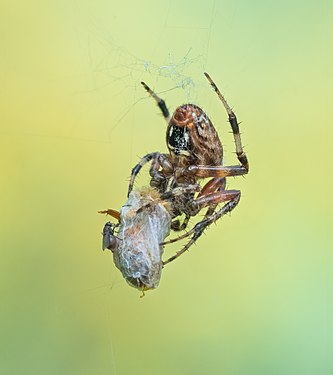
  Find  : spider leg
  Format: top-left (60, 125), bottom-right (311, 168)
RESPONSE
top-left (141, 82), bottom-right (170, 122)
top-left (204, 72), bottom-right (249, 172)
top-left (169, 178), bottom-right (225, 232)
top-left (171, 214), bottom-right (190, 231)
top-left (128, 152), bottom-right (160, 196)
top-left (150, 153), bottom-right (173, 191)
top-left (188, 164), bottom-right (247, 178)
top-left (199, 177), bottom-right (226, 220)
top-left (198, 177), bottom-right (226, 198)
top-left (162, 191), bottom-right (241, 265)
top-left (161, 178), bottom-right (226, 244)
top-left (162, 186), bottom-right (239, 246)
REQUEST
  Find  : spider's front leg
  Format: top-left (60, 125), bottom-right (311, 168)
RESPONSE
top-left (127, 81), bottom-right (171, 196)
top-left (205, 73), bottom-right (249, 173)
top-left (149, 154), bottom-right (174, 193)
top-left (141, 82), bottom-right (170, 123)
top-left (204, 72), bottom-right (249, 172)
top-left (128, 152), bottom-right (159, 197)
top-left (128, 153), bottom-right (173, 197)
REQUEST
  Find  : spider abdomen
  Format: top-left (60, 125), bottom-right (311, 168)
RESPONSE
top-left (167, 104), bottom-right (223, 167)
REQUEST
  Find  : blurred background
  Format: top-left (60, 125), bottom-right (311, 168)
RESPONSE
top-left (1, 0), bottom-right (332, 374)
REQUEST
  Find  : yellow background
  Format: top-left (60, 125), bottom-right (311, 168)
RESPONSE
top-left (1, 0), bottom-right (332, 374)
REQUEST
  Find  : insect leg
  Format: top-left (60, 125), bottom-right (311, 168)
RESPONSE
top-left (98, 208), bottom-right (120, 221)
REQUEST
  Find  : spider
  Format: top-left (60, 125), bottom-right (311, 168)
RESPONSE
top-left (127, 73), bottom-right (249, 265)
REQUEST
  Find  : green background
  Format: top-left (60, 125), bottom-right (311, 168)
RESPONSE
top-left (1, 0), bottom-right (332, 374)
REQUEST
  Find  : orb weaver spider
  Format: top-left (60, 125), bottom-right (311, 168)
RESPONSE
top-left (125, 72), bottom-right (249, 264)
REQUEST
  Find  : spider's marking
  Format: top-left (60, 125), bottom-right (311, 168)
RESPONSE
top-left (168, 124), bottom-right (191, 156)
top-left (183, 126), bottom-right (189, 143)
top-left (168, 125), bottom-right (173, 138)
